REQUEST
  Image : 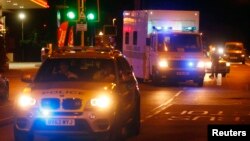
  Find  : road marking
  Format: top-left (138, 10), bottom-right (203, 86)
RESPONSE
top-left (216, 74), bottom-right (222, 86)
top-left (151, 91), bottom-right (182, 112)
top-left (142, 91), bottom-right (183, 122)
top-left (235, 117), bottom-right (241, 122)
top-left (245, 62), bottom-right (250, 66)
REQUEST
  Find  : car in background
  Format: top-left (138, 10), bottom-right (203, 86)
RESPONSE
top-left (0, 74), bottom-right (9, 100)
top-left (223, 42), bottom-right (246, 64)
top-left (205, 44), bottom-right (230, 77)
top-left (13, 46), bottom-right (140, 141)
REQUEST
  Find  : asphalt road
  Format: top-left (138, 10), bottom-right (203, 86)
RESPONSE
top-left (0, 62), bottom-right (250, 141)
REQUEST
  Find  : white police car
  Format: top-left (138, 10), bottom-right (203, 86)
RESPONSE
top-left (13, 47), bottom-right (140, 141)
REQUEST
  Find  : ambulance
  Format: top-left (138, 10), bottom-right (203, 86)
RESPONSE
top-left (122, 10), bottom-right (208, 86)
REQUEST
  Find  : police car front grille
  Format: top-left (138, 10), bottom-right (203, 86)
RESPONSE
top-left (62, 98), bottom-right (82, 110)
top-left (41, 98), bottom-right (82, 110)
top-left (41, 98), bottom-right (60, 110)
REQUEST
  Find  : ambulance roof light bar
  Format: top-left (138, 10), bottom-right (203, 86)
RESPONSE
top-left (152, 26), bottom-right (197, 32)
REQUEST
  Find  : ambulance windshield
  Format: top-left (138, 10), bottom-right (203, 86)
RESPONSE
top-left (158, 33), bottom-right (202, 52)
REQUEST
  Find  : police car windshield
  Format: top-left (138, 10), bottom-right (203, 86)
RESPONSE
top-left (158, 34), bottom-right (202, 52)
top-left (34, 58), bottom-right (116, 82)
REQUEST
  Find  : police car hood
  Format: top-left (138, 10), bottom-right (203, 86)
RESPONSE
top-left (31, 81), bottom-right (115, 91)
top-left (28, 82), bottom-right (116, 107)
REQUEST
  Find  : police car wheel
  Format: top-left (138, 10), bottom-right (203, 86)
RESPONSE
top-left (108, 112), bottom-right (126, 141)
top-left (14, 127), bottom-right (33, 141)
top-left (127, 95), bottom-right (140, 137)
top-left (195, 78), bottom-right (204, 87)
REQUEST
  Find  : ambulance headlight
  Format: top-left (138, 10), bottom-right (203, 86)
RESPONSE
top-left (90, 95), bottom-right (112, 109)
top-left (196, 61), bottom-right (205, 68)
top-left (18, 95), bottom-right (36, 108)
top-left (158, 60), bottom-right (168, 68)
top-left (205, 61), bottom-right (212, 68)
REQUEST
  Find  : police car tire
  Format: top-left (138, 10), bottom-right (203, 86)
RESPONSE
top-left (14, 127), bottom-right (33, 141)
top-left (127, 95), bottom-right (140, 137)
top-left (108, 112), bottom-right (126, 141)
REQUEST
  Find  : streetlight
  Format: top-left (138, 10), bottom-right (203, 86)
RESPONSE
top-left (112, 18), bottom-right (116, 26)
top-left (18, 12), bottom-right (26, 40)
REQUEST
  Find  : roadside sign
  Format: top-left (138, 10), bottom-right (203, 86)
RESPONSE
top-left (76, 23), bottom-right (87, 31)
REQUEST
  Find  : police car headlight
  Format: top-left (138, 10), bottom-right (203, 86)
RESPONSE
top-left (226, 62), bottom-right (230, 67)
top-left (158, 60), bottom-right (168, 68)
top-left (90, 95), bottom-right (112, 109)
top-left (241, 54), bottom-right (245, 57)
top-left (18, 95), bottom-right (36, 108)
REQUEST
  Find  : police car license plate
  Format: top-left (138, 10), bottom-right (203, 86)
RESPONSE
top-left (46, 119), bottom-right (75, 126)
top-left (176, 72), bottom-right (189, 75)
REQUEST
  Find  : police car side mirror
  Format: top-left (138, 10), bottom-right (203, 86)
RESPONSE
top-left (21, 74), bottom-right (33, 83)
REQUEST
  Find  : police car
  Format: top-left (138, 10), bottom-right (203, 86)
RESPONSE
top-left (13, 46), bottom-right (140, 141)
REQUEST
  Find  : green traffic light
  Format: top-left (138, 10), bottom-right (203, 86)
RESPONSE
top-left (87, 13), bottom-right (95, 20)
top-left (67, 11), bottom-right (76, 20)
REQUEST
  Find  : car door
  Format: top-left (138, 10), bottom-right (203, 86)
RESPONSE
top-left (116, 57), bottom-right (138, 122)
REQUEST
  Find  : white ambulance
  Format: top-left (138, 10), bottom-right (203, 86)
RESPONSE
top-left (122, 10), bottom-right (208, 86)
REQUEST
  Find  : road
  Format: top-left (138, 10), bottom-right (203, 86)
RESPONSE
top-left (0, 62), bottom-right (250, 141)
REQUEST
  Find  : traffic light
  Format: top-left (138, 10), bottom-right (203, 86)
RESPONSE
top-left (87, 13), bottom-right (95, 20)
top-left (66, 9), bottom-right (77, 21)
top-left (65, 0), bottom-right (78, 21)
top-left (85, 0), bottom-right (99, 22)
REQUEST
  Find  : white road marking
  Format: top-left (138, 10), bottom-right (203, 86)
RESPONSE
top-left (141, 91), bottom-right (183, 122)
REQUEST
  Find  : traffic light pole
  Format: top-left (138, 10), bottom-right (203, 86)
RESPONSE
top-left (78, 0), bottom-right (86, 47)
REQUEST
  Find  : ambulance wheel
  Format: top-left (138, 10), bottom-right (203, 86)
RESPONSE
top-left (152, 72), bottom-right (160, 85)
top-left (222, 73), bottom-right (226, 77)
top-left (195, 78), bottom-right (204, 87)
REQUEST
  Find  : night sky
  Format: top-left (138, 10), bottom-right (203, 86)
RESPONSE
top-left (104, 0), bottom-right (250, 50)
top-left (4, 0), bottom-right (250, 51)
